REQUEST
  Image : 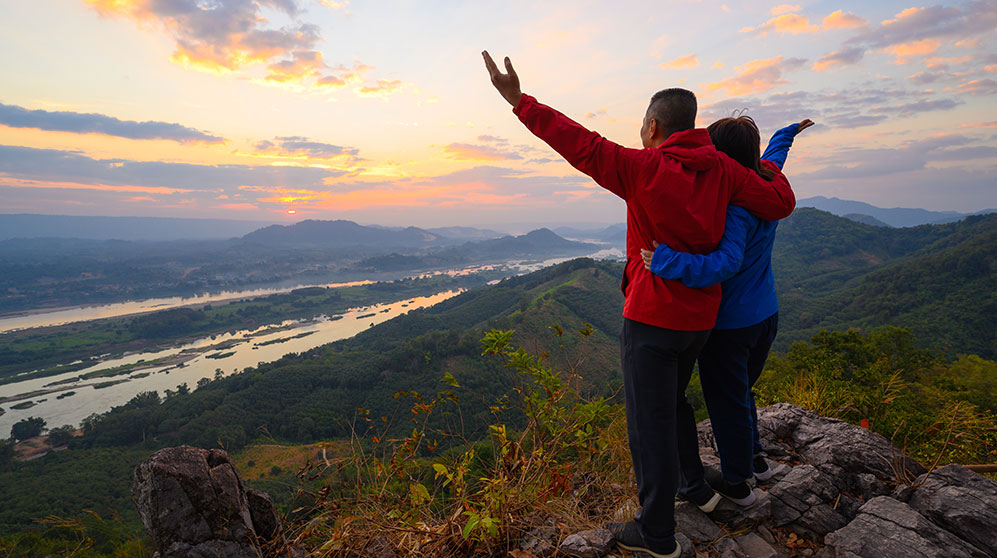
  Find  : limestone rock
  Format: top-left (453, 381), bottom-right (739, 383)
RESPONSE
top-left (734, 532), bottom-right (776, 558)
top-left (675, 533), bottom-right (695, 558)
top-left (709, 489), bottom-right (771, 530)
top-left (767, 465), bottom-right (848, 538)
top-left (132, 445), bottom-right (291, 558)
top-left (820, 496), bottom-right (988, 558)
top-left (558, 529), bottom-right (614, 558)
top-left (907, 464), bottom-right (997, 556)
top-left (674, 501), bottom-right (723, 543)
top-left (519, 526), bottom-right (557, 557)
top-left (756, 403), bottom-right (924, 496)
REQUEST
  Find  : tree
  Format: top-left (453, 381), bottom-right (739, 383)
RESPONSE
top-left (47, 425), bottom-right (76, 447)
top-left (0, 438), bottom-right (14, 471)
top-left (11, 417), bottom-right (46, 441)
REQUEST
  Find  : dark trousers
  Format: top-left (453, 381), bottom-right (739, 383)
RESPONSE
top-left (620, 318), bottom-right (710, 546)
top-left (697, 312), bottom-right (779, 483)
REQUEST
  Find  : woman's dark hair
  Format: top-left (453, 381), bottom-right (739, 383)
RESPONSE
top-left (707, 115), bottom-right (774, 180)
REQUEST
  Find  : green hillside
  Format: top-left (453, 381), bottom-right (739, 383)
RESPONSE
top-left (774, 212), bottom-right (997, 357)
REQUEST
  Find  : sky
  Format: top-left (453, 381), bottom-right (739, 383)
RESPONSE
top-left (0, 0), bottom-right (995, 228)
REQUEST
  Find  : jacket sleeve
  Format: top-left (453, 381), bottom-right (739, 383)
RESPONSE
top-left (648, 207), bottom-right (751, 288)
top-left (727, 158), bottom-right (795, 221)
top-left (760, 123), bottom-right (799, 170)
top-left (513, 94), bottom-right (645, 199)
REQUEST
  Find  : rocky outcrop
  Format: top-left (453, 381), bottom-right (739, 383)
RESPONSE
top-left (135, 405), bottom-right (996, 558)
top-left (132, 445), bottom-right (301, 558)
top-left (564, 403), bottom-right (997, 558)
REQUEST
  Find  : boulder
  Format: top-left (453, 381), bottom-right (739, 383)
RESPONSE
top-left (132, 445), bottom-right (293, 558)
top-left (756, 403), bottom-right (924, 496)
top-left (709, 489), bottom-right (771, 530)
top-left (558, 529), bottom-right (614, 558)
top-left (820, 496), bottom-right (989, 558)
top-left (767, 465), bottom-right (848, 538)
top-left (907, 464), bottom-right (997, 556)
top-left (674, 501), bottom-right (723, 543)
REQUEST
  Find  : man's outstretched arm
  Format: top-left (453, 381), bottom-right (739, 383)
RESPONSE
top-left (483, 51), bottom-right (644, 199)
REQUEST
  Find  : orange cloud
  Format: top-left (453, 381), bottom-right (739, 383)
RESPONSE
top-left (356, 79), bottom-right (404, 98)
top-left (0, 177), bottom-right (193, 195)
top-left (442, 143), bottom-right (522, 162)
top-left (702, 56), bottom-right (806, 96)
top-left (822, 10), bottom-right (867, 29)
top-left (958, 121), bottom-right (997, 129)
top-left (84, 0), bottom-right (319, 72)
top-left (265, 50), bottom-right (327, 83)
top-left (742, 13), bottom-right (818, 36)
top-left (218, 202), bottom-right (260, 211)
top-left (660, 54), bottom-right (699, 69)
top-left (882, 39), bottom-right (941, 64)
top-left (772, 5), bottom-right (801, 16)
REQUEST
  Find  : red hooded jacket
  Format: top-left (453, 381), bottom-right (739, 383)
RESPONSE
top-left (513, 94), bottom-right (796, 331)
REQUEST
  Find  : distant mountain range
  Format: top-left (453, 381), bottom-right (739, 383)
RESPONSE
top-left (241, 219), bottom-right (455, 248)
top-left (0, 214), bottom-right (274, 241)
top-left (796, 196), bottom-right (995, 228)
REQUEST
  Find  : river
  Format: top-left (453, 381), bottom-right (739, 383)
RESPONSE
top-left (0, 291), bottom-right (460, 438)
top-left (0, 249), bottom-right (624, 438)
top-left (0, 249), bottom-right (621, 334)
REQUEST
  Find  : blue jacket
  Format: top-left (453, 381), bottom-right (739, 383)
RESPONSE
top-left (648, 123), bottom-right (801, 329)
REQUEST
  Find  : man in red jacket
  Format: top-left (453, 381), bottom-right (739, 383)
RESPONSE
top-left (483, 51), bottom-right (795, 558)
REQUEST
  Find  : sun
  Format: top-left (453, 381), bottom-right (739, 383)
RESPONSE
top-left (287, 209), bottom-right (296, 215)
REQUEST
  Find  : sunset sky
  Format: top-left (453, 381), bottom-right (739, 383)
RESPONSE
top-left (1, 0), bottom-right (995, 227)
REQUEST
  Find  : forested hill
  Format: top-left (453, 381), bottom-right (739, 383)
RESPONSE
top-left (772, 210), bottom-right (996, 357)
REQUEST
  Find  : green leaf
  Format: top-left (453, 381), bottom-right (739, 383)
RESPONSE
top-left (442, 371), bottom-right (461, 387)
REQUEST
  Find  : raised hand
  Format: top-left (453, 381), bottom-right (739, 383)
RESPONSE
top-left (797, 119), bottom-right (815, 133)
top-left (482, 50), bottom-right (523, 107)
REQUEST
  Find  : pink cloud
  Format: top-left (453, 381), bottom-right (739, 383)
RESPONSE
top-left (821, 10), bottom-right (867, 29)
top-left (660, 54), bottom-right (699, 69)
top-left (813, 47), bottom-right (864, 71)
top-left (882, 39), bottom-right (941, 64)
top-left (703, 57), bottom-right (807, 96)
top-left (742, 13), bottom-right (818, 37)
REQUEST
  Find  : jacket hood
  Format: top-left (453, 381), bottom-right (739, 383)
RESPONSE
top-left (656, 128), bottom-right (717, 171)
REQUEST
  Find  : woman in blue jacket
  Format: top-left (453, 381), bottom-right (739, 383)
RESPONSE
top-left (641, 116), bottom-right (813, 505)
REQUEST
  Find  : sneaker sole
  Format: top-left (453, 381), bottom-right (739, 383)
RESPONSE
top-left (617, 541), bottom-right (681, 558)
top-left (753, 468), bottom-right (775, 481)
top-left (754, 462), bottom-right (785, 482)
top-left (696, 492), bottom-right (722, 513)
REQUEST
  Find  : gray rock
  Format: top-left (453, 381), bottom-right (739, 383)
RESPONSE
top-left (519, 526), bottom-right (557, 557)
top-left (767, 465), bottom-right (848, 538)
top-left (709, 489), bottom-right (771, 530)
top-left (822, 496), bottom-right (988, 558)
top-left (674, 501), bottom-right (723, 543)
top-left (246, 489), bottom-right (279, 541)
top-left (756, 525), bottom-right (776, 545)
top-left (559, 529), bottom-right (614, 558)
top-left (908, 464), bottom-right (997, 556)
top-left (675, 533), bottom-right (694, 558)
top-left (734, 532), bottom-right (776, 558)
top-left (713, 538), bottom-right (747, 558)
top-left (132, 445), bottom-right (294, 558)
top-left (756, 404), bottom-right (925, 497)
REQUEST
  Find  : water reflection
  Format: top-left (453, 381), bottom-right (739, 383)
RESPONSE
top-left (0, 291), bottom-right (460, 437)
top-left (0, 280), bottom-right (374, 333)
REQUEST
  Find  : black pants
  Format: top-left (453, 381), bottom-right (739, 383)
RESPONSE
top-left (698, 312), bottom-right (778, 483)
top-left (620, 318), bottom-right (710, 547)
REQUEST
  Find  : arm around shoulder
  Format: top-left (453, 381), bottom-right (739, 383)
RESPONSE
top-left (727, 158), bottom-right (795, 221)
